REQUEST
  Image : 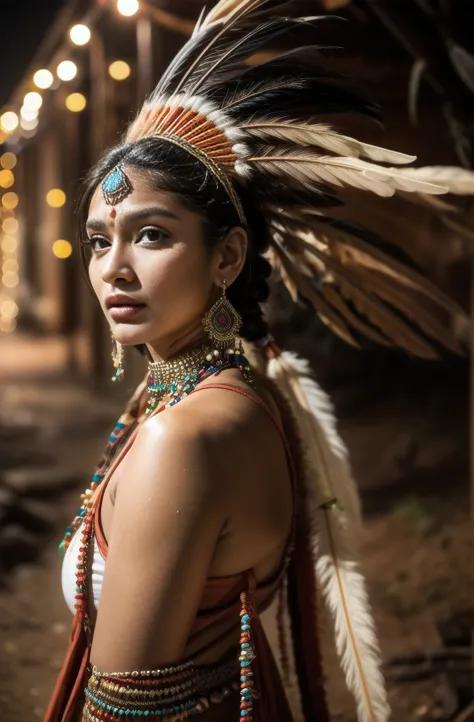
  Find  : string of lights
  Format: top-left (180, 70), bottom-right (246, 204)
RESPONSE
top-left (0, 0), bottom-right (141, 333)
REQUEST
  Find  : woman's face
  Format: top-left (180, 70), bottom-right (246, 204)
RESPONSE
top-left (86, 166), bottom-right (230, 355)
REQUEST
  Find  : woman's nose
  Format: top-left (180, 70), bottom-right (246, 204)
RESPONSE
top-left (101, 244), bottom-right (135, 285)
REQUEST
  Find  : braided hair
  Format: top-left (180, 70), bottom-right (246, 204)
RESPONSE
top-left (78, 136), bottom-right (271, 344)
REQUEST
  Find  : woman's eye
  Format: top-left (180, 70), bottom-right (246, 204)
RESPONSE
top-left (87, 236), bottom-right (110, 252)
top-left (137, 226), bottom-right (169, 244)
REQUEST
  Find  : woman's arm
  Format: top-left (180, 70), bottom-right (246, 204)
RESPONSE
top-left (90, 408), bottom-right (228, 671)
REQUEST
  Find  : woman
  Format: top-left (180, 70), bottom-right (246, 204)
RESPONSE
top-left (46, 1), bottom-right (465, 721)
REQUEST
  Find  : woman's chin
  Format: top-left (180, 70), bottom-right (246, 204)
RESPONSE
top-left (111, 323), bottom-right (153, 347)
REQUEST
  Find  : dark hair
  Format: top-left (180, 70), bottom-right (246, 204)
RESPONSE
top-left (78, 136), bottom-right (271, 342)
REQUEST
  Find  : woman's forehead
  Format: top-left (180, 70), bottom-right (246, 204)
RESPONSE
top-left (88, 169), bottom-right (185, 220)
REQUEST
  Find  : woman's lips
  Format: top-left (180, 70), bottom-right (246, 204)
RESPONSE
top-left (109, 304), bottom-right (146, 321)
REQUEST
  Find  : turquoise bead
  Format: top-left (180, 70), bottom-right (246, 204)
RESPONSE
top-left (240, 660), bottom-right (250, 667)
top-left (241, 624), bottom-right (250, 631)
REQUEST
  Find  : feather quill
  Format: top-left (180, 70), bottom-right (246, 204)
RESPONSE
top-left (267, 350), bottom-right (390, 722)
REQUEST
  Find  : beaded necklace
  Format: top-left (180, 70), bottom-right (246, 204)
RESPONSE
top-left (146, 341), bottom-right (250, 413)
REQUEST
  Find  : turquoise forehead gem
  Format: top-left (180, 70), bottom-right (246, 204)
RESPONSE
top-left (103, 167), bottom-right (126, 192)
top-left (102, 165), bottom-right (133, 205)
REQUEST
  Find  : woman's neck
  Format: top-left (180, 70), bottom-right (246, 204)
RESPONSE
top-left (146, 327), bottom-right (209, 364)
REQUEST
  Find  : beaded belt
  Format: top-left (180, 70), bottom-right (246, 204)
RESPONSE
top-left (82, 655), bottom-right (242, 720)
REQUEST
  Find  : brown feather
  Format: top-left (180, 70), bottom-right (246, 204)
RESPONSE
top-left (350, 266), bottom-right (464, 355)
top-left (294, 212), bottom-right (465, 318)
top-left (320, 285), bottom-right (394, 348)
top-left (271, 241), bottom-right (360, 347)
top-left (283, 233), bottom-right (441, 358)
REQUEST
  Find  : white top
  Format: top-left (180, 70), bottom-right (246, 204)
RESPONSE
top-left (61, 521), bottom-right (105, 614)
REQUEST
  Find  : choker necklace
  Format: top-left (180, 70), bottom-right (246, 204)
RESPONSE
top-left (146, 341), bottom-right (251, 413)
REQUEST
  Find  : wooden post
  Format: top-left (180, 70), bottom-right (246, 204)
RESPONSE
top-left (136, 15), bottom-right (154, 106)
top-left (88, 34), bottom-right (109, 388)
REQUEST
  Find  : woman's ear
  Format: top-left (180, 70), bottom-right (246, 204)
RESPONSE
top-left (213, 227), bottom-right (248, 286)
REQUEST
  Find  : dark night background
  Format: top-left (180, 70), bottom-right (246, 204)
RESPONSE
top-left (0, 0), bottom-right (64, 107)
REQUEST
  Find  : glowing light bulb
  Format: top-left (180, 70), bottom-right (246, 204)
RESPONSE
top-left (1, 192), bottom-right (19, 210)
top-left (46, 189), bottom-right (66, 208)
top-left (23, 92), bottom-right (43, 110)
top-left (117, 0), bottom-right (139, 17)
top-left (0, 170), bottom-right (15, 189)
top-left (108, 60), bottom-right (131, 81)
top-left (70, 24), bottom-right (91, 45)
top-left (33, 69), bottom-right (54, 89)
top-left (57, 60), bottom-right (78, 82)
top-left (65, 93), bottom-right (87, 112)
top-left (0, 112), bottom-right (19, 133)
top-left (52, 240), bottom-right (73, 259)
top-left (0, 153), bottom-right (17, 170)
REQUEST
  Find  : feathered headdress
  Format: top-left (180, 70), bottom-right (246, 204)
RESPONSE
top-left (123, 1), bottom-right (470, 720)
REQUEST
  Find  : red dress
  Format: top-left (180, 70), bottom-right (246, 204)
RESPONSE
top-left (45, 383), bottom-right (329, 722)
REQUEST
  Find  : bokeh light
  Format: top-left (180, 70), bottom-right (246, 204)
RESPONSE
top-left (33, 69), bottom-right (54, 89)
top-left (0, 112), bottom-right (19, 133)
top-left (117, 0), bottom-right (139, 16)
top-left (2, 217), bottom-right (18, 234)
top-left (108, 60), bottom-right (131, 81)
top-left (0, 152), bottom-right (17, 170)
top-left (2, 271), bottom-right (19, 288)
top-left (20, 105), bottom-right (38, 122)
top-left (1, 192), bottom-right (19, 210)
top-left (57, 60), bottom-right (78, 82)
top-left (52, 239), bottom-right (73, 259)
top-left (2, 259), bottom-right (19, 273)
top-left (0, 317), bottom-right (17, 333)
top-left (46, 188), bottom-right (66, 208)
top-left (65, 93), bottom-right (87, 112)
top-left (1, 299), bottom-right (18, 319)
top-left (70, 24), bottom-right (91, 45)
top-left (23, 92), bottom-right (43, 110)
top-left (0, 170), bottom-right (15, 189)
top-left (20, 116), bottom-right (39, 131)
top-left (1, 236), bottom-right (18, 253)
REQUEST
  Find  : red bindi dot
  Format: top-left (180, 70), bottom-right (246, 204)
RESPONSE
top-left (109, 207), bottom-right (117, 219)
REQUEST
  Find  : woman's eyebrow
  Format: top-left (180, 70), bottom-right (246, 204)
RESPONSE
top-left (86, 206), bottom-right (180, 231)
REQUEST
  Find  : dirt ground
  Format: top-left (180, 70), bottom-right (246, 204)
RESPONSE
top-left (0, 336), bottom-right (472, 722)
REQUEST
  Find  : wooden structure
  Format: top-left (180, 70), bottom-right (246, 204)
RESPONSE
top-left (0, 0), bottom-right (473, 379)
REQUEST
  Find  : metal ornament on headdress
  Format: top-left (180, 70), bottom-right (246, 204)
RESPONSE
top-left (102, 165), bottom-right (133, 208)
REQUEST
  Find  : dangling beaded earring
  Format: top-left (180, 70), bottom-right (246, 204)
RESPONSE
top-left (111, 334), bottom-right (125, 382)
top-left (202, 280), bottom-right (243, 349)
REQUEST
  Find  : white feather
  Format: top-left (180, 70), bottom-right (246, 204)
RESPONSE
top-left (243, 121), bottom-right (416, 165)
top-left (267, 350), bottom-right (390, 722)
top-left (269, 351), bottom-right (361, 526)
